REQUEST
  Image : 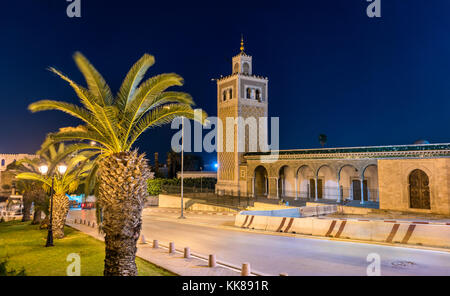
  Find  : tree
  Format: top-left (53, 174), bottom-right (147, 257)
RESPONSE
top-left (6, 160), bottom-right (42, 222)
top-left (16, 144), bottom-right (94, 238)
top-left (28, 52), bottom-right (206, 275)
top-left (319, 134), bottom-right (327, 148)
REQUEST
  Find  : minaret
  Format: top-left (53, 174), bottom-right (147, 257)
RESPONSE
top-left (215, 37), bottom-right (269, 196)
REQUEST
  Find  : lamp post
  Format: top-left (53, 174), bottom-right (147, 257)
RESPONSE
top-left (39, 163), bottom-right (67, 247)
top-left (179, 117), bottom-right (186, 219)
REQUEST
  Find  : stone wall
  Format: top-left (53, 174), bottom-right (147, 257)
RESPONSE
top-left (378, 158), bottom-right (450, 215)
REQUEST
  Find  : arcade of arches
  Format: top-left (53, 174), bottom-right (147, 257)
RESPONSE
top-left (241, 146), bottom-right (450, 215)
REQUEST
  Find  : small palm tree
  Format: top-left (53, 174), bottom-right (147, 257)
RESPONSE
top-left (319, 134), bottom-right (327, 148)
top-left (16, 144), bottom-right (94, 238)
top-left (28, 52), bottom-right (206, 275)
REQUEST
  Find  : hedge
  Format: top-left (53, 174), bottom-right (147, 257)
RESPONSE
top-left (147, 178), bottom-right (217, 196)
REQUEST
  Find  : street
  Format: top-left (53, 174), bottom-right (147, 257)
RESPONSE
top-left (70, 209), bottom-right (450, 276)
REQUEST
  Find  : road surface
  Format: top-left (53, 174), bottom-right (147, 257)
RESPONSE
top-left (69, 209), bottom-right (450, 276)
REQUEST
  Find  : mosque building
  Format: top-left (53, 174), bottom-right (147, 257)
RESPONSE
top-left (215, 38), bottom-right (450, 215)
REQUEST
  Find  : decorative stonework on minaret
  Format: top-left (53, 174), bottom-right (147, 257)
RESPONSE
top-left (215, 37), bottom-right (269, 196)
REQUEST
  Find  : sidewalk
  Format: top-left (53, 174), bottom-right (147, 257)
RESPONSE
top-left (66, 219), bottom-right (249, 276)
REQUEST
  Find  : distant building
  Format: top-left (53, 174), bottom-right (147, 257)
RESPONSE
top-left (0, 154), bottom-right (38, 194)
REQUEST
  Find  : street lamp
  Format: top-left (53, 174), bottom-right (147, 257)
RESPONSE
top-left (39, 163), bottom-right (66, 247)
top-left (179, 116), bottom-right (186, 219)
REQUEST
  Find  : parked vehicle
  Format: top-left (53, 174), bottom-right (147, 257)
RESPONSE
top-left (6, 195), bottom-right (23, 215)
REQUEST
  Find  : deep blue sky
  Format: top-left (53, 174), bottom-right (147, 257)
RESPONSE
top-left (1, 0), bottom-right (449, 167)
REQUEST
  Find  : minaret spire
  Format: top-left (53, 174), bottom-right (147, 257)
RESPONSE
top-left (240, 34), bottom-right (244, 53)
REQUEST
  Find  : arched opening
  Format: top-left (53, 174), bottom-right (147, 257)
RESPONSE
top-left (246, 88), bottom-right (251, 99)
top-left (409, 169), bottom-right (431, 209)
top-left (317, 165), bottom-right (338, 200)
top-left (362, 164), bottom-right (379, 202)
top-left (1, 159), bottom-right (5, 167)
top-left (243, 62), bottom-right (250, 74)
top-left (338, 165), bottom-right (360, 201)
top-left (255, 89), bottom-right (261, 101)
top-left (222, 90), bottom-right (227, 101)
top-left (278, 166), bottom-right (295, 198)
top-left (228, 88), bottom-right (233, 99)
top-left (233, 63), bottom-right (239, 74)
top-left (254, 166), bottom-right (268, 197)
top-left (296, 165), bottom-right (314, 199)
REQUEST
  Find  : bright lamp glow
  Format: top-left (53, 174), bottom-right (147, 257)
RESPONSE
top-left (38, 165), bottom-right (48, 175)
top-left (58, 165), bottom-right (67, 174)
top-left (214, 162), bottom-right (219, 169)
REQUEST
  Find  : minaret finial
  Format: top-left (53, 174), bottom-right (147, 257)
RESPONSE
top-left (240, 34), bottom-right (244, 52)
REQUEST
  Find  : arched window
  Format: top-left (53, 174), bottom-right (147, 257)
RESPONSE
top-left (223, 90), bottom-right (227, 101)
top-left (409, 169), bottom-right (431, 209)
top-left (243, 62), bottom-right (250, 74)
top-left (233, 63), bottom-right (239, 74)
top-left (256, 89), bottom-right (261, 101)
top-left (1, 159), bottom-right (5, 167)
top-left (228, 89), bottom-right (232, 99)
top-left (246, 88), bottom-right (251, 99)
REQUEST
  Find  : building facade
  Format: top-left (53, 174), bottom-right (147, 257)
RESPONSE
top-left (215, 41), bottom-right (450, 215)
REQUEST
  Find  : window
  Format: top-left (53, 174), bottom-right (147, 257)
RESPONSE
top-left (223, 90), bottom-right (227, 101)
top-left (233, 63), bottom-right (239, 74)
top-left (246, 88), bottom-right (251, 99)
top-left (1, 159), bottom-right (4, 166)
top-left (243, 62), bottom-right (250, 74)
top-left (228, 89), bottom-right (233, 99)
top-left (256, 89), bottom-right (261, 101)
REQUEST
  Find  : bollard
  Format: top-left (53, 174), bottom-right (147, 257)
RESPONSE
top-left (153, 240), bottom-right (159, 249)
top-left (280, 273), bottom-right (288, 276)
top-left (83, 220), bottom-right (86, 225)
top-left (88, 221), bottom-right (90, 226)
top-left (140, 234), bottom-right (146, 244)
top-left (169, 242), bottom-right (175, 254)
top-left (209, 254), bottom-right (217, 268)
top-left (184, 247), bottom-right (191, 259)
top-left (74, 219), bottom-right (77, 224)
top-left (92, 222), bottom-right (95, 228)
top-left (241, 263), bottom-right (251, 276)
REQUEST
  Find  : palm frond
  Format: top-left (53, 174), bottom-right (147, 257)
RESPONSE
top-left (73, 52), bottom-right (113, 106)
top-left (126, 104), bottom-right (207, 150)
top-left (116, 54), bottom-right (155, 112)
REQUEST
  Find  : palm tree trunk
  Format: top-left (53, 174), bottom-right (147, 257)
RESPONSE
top-left (51, 193), bottom-right (69, 239)
top-left (32, 209), bottom-right (42, 225)
top-left (98, 151), bottom-right (150, 276)
top-left (21, 196), bottom-right (32, 222)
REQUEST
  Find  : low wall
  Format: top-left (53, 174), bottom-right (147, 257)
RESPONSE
top-left (247, 202), bottom-right (295, 211)
top-left (240, 205), bottom-right (337, 218)
top-left (306, 202), bottom-right (372, 215)
top-left (158, 194), bottom-right (238, 213)
top-left (158, 194), bottom-right (192, 208)
top-left (234, 214), bottom-right (450, 249)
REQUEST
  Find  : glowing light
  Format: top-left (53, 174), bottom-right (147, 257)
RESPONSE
top-left (58, 165), bottom-right (67, 174)
top-left (38, 165), bottom-right (48, 175)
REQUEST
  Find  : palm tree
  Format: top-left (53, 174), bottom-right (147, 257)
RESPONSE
top-left (319, 134), bottom-right (327, 148)
top-left (16, 144), bottom-right (94, 238)
top-left (28, 52), bottom-right (206, 275)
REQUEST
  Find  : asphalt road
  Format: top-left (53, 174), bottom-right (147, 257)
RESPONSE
top-left (70, 209), bottom-right (450, 276)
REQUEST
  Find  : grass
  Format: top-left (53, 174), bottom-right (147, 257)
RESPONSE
top-left (0, 221), bottom-right (175, 276)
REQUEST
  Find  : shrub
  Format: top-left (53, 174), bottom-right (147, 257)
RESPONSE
top-left (147, 177), bottom-right (217, 195)
top-left (0, 258), bottom-right (26, 276)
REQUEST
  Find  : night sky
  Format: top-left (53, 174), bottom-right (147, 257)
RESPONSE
top-left (1, 0), bottom-right (449, 167)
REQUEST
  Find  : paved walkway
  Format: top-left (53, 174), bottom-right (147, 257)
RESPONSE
top-left (66, 218), bottom-right (246, 276)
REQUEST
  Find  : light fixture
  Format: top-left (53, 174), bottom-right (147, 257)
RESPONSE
top-left (38, 165), bottom-right (49, 175)
top-left (58, 165), bottom-right (67, 174)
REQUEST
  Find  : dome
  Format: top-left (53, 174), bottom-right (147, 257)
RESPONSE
top-left (414, 139), bottom-right (430, 145)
